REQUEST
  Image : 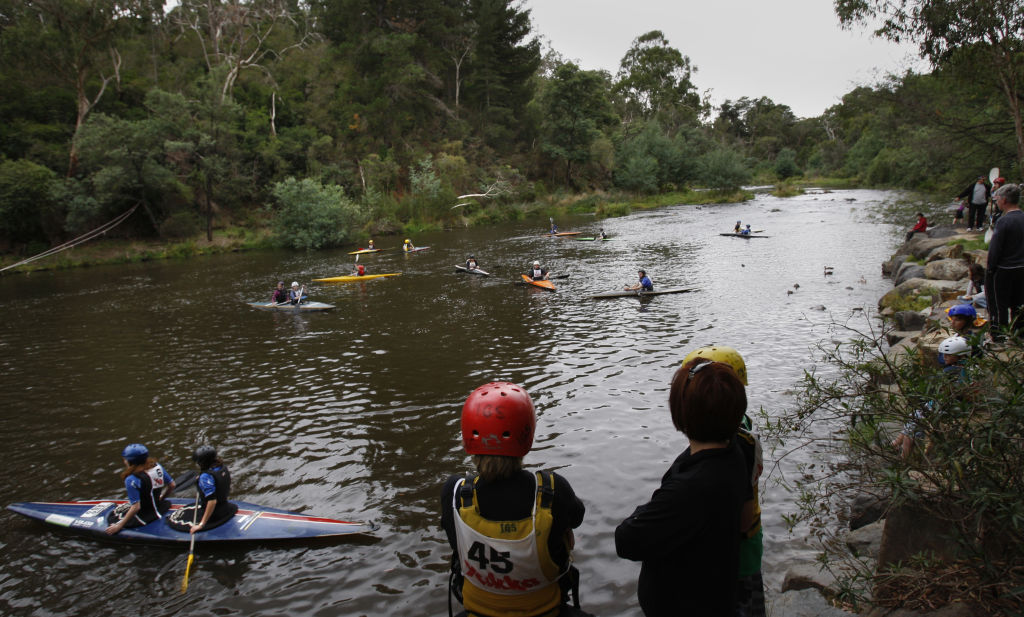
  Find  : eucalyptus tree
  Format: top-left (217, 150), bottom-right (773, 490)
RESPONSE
top-left (2, 0), bottom-right (158, 176)
top-left (836, 0), bottom-right (1024, 176)
top-left (613, 30), bottom-right (705, 131)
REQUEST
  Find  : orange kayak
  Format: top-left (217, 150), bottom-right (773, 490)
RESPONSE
top-left (521, 274), bottom-right (556, 291)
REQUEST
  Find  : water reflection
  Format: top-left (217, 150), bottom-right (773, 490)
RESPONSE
top-left (0, 189), bottom-right (901, 616)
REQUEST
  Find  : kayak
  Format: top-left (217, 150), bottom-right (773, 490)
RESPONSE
top-left (455, 265), bottom-right (490, 276)
top-left (348, 248), bottom-right (382, 255)
top-left (312, 273), bottom-right (401, 283)
top-left (574, 237), bottom-right (612, 241)
top-left (6, 499), bottom-right (376, 544)
top-left (248, 301), bottom-right (335, 311)
top-left (541, 231), bottom-right (582, 237)
top-left (590, 287), bottom-right (695, 299)
top-left (403, 246), bottom-right (430, 253)
top-left (520, 274), bottom-right (556, 291)
top-left (719, 233), bottom-right (771, 239)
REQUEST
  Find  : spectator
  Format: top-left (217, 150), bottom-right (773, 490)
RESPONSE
top-left (906, 212), bottom-right (928, 242)
top-left (986, 183), bottom-right (1024, 339)
top-left (957, 175), bottom-right (990, 231)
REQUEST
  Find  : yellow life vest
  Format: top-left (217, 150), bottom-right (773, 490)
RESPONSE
top-left (453, 471), bottom-right (564, 617)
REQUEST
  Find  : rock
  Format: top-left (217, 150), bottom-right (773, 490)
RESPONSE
top-left (810, 305), bottom-right (827, 311)
top-left (925, 243), bottom-right (963, 262)
top-left (893, 310), bottom-right (927, 331)
top-left (845, 519), bottom-right (885, 558)
top-left (863, 605), bottom-right (985, 617)
top-left (768, 588), bottom-right (848, 616)
top-left (878, 503), bottom-right (961, 569)
top-left (884, 254), bottom-right (910, 277)
top-left (880, 306), bottom-right (895, 317)
top-left (925, 227), bottom-right (960, 239)
top-left (963, 249), bottom-right (988, 266)
top-left (879, 278), bottom-right (964, 310)
top-left (782, 563), bottom-right (839, 594)
top-left (895, 263), bottom-right (926, 286)
top-left (884, 331), bottom-right (919, 346)
top-left (906, 237), bottom-right (953, 260)
top-left (924, 259), bottom-right (968, 281)
top-left (849, 493), bottom-right (890, 530)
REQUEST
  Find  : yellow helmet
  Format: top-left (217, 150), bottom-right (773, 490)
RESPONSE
top-left (404, 239), bottom-right (411, 243)
top-left (682, 346), bottom-right (747, 385)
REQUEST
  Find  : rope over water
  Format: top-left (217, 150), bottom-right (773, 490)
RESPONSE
top-left (0, 204), bottom-right (138, 273)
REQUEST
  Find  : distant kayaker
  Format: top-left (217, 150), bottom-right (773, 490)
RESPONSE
top-left (105, 443), bottom-right (176, 535)
top-left (271, 281), bottom-right (288, 304)
top-left (528, 260), bottom-right (549, 280)
top-left (598, 228), bottom-right (608, 239)
top-left (550, 221), bottom-right (559, 234)
top-left (441, 382), bottom-right (590, 617)
top-left (466, 255), bottom-right (479, 270)
top-left (625, 269), bottom-right (653, 292)
top-left (403, 238), bottom-right (416, 252)
top-left (353, 264), bottom-right (366, 276)
top-left (367, 239), bottom-right (375, 250)
top-left (740, 224), bottom-right (752, 236)
top-left (188, 445), bottom-right (238, 534)
top-left (734, 220), bottom-right (742, 233)
top-left (905, 212), bottom-right (928, 242)
top-left (289, 281), bottom-right (307, 305)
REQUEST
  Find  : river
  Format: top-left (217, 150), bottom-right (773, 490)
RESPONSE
top-left (0, 189), bottom-right (901, 616)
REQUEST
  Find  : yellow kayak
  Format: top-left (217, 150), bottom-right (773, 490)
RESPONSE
top-left (347, 248), bottom-right (382, 255)
top-left (313, 273), bottom-right (402, 283)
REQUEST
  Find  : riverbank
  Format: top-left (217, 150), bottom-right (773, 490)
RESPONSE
top-left (0, 186), bottom-right (757, 274)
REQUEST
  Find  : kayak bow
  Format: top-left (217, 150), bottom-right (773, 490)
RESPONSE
top-left (520, 274), bottom-right (556, 291)
top-left (455, 265), bottom-right (490, 276)
top-left (312, 273), bottom-right (401, 283)
top-left (248, 301), bottom-right (335, 311)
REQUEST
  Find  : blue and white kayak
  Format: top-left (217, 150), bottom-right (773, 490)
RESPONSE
top-left (7, 499), bottom-right (376, 544)
top-left (248, 301), bottom-right (335, 311)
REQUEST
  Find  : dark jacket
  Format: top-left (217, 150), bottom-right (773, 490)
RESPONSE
top-left (958, 181), bottom-right (991, 205)
top-left (615, 439), bottom-right (747, 617)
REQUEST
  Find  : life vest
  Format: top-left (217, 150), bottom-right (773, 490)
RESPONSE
top-left (530, 268), bottom-right (545, 280)
top-left (736, 427), bottom-right (763, 577)
top-left (198, 466), bottom-right (237, 529)
top-left (129, 468), bottom-right (163, 524)
top-left (453, 471), bottom-right (565, 617)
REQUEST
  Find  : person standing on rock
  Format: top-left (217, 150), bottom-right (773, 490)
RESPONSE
top-left (986, 183), bottom-right (1024, 339)
top-left (957, 175), bottom-right (990, 232)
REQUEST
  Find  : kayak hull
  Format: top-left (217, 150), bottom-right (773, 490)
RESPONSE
top-left (520, 274), bottom-right (556, 291)
top-left (347, 248), bottom-right (382, 255)
top-left (541, 232), bottom-right (582, 237)
top-left (6, 499), bottom-right (376, 544)
top-left (403, 247), bottom-right (430, 253)
top-left (590, 287), bottom-right (694, 299)
top-left (312, 273), bottom-right (401, 283)
top-left (573, 237), bottom-right (612, 241)
top-left (455, 265), bottom-right (490, 276)
top-left (248, 301), bottom-right (335, 311)
top-left (720, 233), bottom-right (770, 238)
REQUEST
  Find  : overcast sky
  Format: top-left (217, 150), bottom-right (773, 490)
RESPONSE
top-left (524, 0), bottom-right (928, 119)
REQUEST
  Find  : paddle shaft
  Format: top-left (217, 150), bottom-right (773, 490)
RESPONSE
top-left (181, 493), bottom-right (200, 593)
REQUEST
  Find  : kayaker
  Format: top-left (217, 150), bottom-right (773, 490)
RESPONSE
top-left (105, 443), bottom-right (176, 535)
top-left (403, 238), bottom-right (416, 252)
top-left (625, 269), bottom-right (654, 292)
top-left (740, 224), bottom-right (752, 236)
top-left (615, 357), bottom-right (748, 616)
top-left (681, 346), bottom-right (766, 617)
top-left (188, 445), bottom-right (238, 534)
top-left (441, 382), bottom-right (591, 617)
top-left (289, 281), bottom-right (307, 305)
top-left (734, 220), bottom-right (742, 233)
top-left (466, 255), bottom-right (479, 270)
top-left (271, 281), bottom-right (288, 304)
top-left (353, 264), bottom-right (366, 276)
top-left (527, 260), bottom-right (549, 281)
top-left (550, 222), bottom-right (559, 234)
top-left (598, 228), bottom-right (607, 239)
top-left (367, 239), bottom-right (375, 250)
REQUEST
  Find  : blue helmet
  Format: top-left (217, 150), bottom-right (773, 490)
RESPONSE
top-left (122, 443), bottom-right (149, 465)
top-left (948, 304), bottom-right (977, 320)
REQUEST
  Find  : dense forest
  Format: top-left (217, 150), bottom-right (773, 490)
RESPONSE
top-left (1, 0), bottom-right (1022, 254)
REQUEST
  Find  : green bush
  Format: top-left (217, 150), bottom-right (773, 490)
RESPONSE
top-left (158, 211), bottom-right (201, 239)
top-left (268, 178), bottom-right (363, 251)
top-left (763, 320), bottom-right (1024, 612)
top-left (774, 148), bottom-right (801, 180)
top-left (698, 148), bottom-right (751, 190)
top-left (0, 159), bottom-right (61, 244)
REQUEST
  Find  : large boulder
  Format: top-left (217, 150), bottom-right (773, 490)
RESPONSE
top-left (845, 519), bottom-right (885, 558)
top-left (964, 248), bottom-right (988, 266)
top-left (892, 310), bottom-right (928, 331)
top-left (926, 243), bottom-right (964, 262)
top-left (879, 277), bottom-right (961, 310)
top-left (924, 258), bottom-right (969, 281)
top-left (907, 237), bottom-right (953, 260)
top-left (782, 563), bottom-right (839, 594)
top-left (769, 589), bottom-right (849, 617)
top-left (884, 254), bottom-right (911, 278)
top-left (894, 263), bottom-right (926, 286)
top-left (926, 227), bottom-right (960, 239)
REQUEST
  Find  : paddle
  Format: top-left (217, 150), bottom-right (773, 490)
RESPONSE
top-left (986, 166), bottom-right (1000, 242)
top-left (168, 470), bottom-right (198, 496)
top-left (181, 493), bottom-right (199, 593)
top-left (550, 273), bottom-right (571, 280)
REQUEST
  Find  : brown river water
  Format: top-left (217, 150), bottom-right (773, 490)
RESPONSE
top-left (0, 189), bottom-right (902, 616)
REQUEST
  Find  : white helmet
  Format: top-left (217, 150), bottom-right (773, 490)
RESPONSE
top-left (291, 281), bottom-right (300, 288)
top-left (533, 261), bottom-right (541, 267)
top-left (938, 336), bottom-right (970, 356)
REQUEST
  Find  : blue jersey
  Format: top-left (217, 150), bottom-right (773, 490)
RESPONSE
top-left (198, 469), bottom-right (219, 498)
top-left (639, 276), bottom-right (653, 291)
top-left (124, 463), bottom-right (173, 504)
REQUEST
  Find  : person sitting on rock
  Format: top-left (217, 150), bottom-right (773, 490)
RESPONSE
top-left (905, 212), bottom-right (927, 242)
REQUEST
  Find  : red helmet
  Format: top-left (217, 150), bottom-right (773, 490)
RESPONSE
top-left (461, 382), bottom-right (536, 457)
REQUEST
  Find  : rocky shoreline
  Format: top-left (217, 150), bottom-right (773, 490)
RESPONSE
top-left (766, 226), bottom-right (988, 617)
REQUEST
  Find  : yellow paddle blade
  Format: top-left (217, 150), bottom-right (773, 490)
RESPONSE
top-left (181, 554), bottom-right (195, 593)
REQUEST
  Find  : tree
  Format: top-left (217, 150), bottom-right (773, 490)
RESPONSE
top-left (539, 63), bottom-right (616, 187)
top-left (614, 30), bottom-right (704, 129)
top-left (836, 0), bottom-right (1024, 176)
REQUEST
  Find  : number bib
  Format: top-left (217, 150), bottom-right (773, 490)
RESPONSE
top-left (452, 472), bottom-right (563, 615)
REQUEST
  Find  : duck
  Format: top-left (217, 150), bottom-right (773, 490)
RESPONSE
top-left (824, 266), bottom-right (835, 276)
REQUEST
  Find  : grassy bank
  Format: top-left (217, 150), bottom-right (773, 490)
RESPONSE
top-left (1, 187), bottom-right (756, 274)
